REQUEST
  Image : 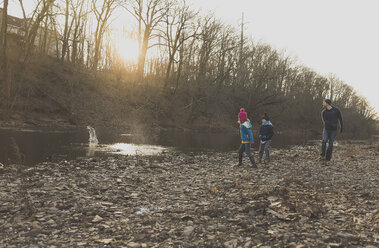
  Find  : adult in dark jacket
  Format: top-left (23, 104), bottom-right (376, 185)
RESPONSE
top-left (321, 99), bottom-right (344, 161)
top-left (259, 113), bottom-right (274, 163)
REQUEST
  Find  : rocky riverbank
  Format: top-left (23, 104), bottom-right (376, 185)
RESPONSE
top-left (0, 143), bottom-right (378, 247)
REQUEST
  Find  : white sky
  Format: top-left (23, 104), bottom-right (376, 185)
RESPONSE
top-left (7, 0), bottom-right (379, 113)
top-left (189, 0), bottom-right (379, 113)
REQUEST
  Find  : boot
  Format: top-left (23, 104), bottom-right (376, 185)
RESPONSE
top-left (249, 156), bottom-right (257, 168)
top-left (236, 154), bottom-right (243, 166)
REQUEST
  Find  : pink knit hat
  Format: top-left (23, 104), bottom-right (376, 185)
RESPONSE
top-left (238, 108), bottom-right (248, 122)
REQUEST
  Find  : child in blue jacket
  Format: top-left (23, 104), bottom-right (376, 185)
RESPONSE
top-left (237, 108), bottom-right (257, 168)
top-left (259, 113), bottom-right (274, 163)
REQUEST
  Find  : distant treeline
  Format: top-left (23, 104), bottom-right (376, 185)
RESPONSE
top-left (0, 0), bottom-right (377, 138)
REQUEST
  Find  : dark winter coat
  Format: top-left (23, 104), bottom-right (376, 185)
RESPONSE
top-left (259, 121), bottom-right (274, 141)
top-left (322, 107), bottom-right (343, 131)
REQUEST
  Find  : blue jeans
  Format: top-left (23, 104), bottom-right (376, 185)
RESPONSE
top-left (321, 129), bottom-right (337, 161)
top-left (238, 143), bottom-right (252, 158)
top-left (259, 140), bottom-right (271, 161)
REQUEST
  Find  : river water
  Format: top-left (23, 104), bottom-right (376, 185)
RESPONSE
top-left (0, 126), bottom-right (308, 165)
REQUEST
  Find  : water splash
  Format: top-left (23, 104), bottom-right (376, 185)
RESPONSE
top-left (87, 126), bottom-right (99, 146)
top-left (86, 126), bottom-right (98, 156)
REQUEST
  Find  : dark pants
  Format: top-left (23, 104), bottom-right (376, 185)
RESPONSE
top-left (259, 140), bottom-right (271, 161)
top-left (321, 129), bottom-right (337, 161)
top-left (238, 143), bottom-right (252, 158)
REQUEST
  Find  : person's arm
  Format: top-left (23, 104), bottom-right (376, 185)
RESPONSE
top-left (321, 110), bottom-right (326, 126)
top-left (322, 110), bottom-right (333, 127)
top-left (337, 108), bottom-right (344, 132)
top-left (267, 126), bottom-right (274, 139)
top-left (247, 128), bottom-right (254, 143)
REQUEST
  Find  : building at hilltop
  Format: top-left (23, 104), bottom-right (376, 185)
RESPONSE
top-left (0, 8), bottom-right (28, 36)
top-left (0, 8), bottom-right (58, 56)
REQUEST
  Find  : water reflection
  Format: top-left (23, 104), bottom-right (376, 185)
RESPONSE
top-left (106, 143), bottom-right (166, 156)
top-left (86, 126), bottom-right (99, 156)
top-left (0, 126), bottom-right (308, 166)
top-left (86, 143), bottom-right (97, 157)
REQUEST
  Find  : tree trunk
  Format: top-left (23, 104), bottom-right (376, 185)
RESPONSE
top-left (80, 28), bottom-right (85, 65)
top-left (173, 38), bottom-right (184, 95)
top-left (93, 30), bottom-right (104, 69)
top-left (41, 16), bottom-right (48, 54)
top-left (137, 29), bottom-right (150, 79)
top-left (61, 0), bottom-right (69, 61)
top-left (92, 0), bottom-right (115, 69)
top-left (86, 40), bottom-right (91, 68)
top-left (1, 0), bottom-right (9, 86)
top-left (71, 15), bottom-right (82, 64)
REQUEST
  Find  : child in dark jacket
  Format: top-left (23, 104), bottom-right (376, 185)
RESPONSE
top-left (259, 113), bottom-right (274, 163)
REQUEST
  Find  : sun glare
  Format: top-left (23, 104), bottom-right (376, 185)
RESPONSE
top-left (115, 37), bottom-right (139, 63)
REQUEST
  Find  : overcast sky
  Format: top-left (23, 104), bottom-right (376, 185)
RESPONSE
top-left (7, 0), bottom-right (379, 113)
top-left (189, 0), bottom-right (379, 113)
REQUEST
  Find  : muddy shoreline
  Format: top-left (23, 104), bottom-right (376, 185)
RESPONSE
top-left (0, 144), bottom-right (378, 247)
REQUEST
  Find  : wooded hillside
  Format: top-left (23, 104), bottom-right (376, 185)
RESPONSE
top-left (0, 0), bottom-right (377, 138)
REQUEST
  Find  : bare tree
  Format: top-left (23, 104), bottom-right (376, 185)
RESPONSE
top-left (61, 0), bottom-right (70, 60)
top-left (160, 1), bottom-right (197, 89)
top-left (197, 16), bottom-right (221, 82)
top-left (18, 0), bottom-right (31, 33)
top-left (70, 0), bottom-right (88, 64)
top-left (91, 0), bottom-right (118, 69)
top-left (0, 0), bottom-right (9, 83)
top-left (23, 0), bottom-right (56, 63)
top-left (124, 0), bottom-right (170, 78)
top-left (57, 0), bottom-right (89, 63)
top-left (39, 2), bottom-right (59, 55)
top-left (214, 26), bottom-right (237, 89)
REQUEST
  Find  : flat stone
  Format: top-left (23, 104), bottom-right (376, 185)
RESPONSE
top-left (224, 239), bottom-right (238, 248)
top-left (183, 226), bottom-right (195, 237)
top-left (128, 242), bottom-right (141, 248)
top-left (92, 215), bottom-right (103, 223)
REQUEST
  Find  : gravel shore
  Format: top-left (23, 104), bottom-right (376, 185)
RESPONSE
top-left (1, 143), bottom-right (378, 247)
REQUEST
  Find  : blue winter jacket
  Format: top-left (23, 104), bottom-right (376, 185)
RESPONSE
top-left (240, 120), bottom-right (254, 143)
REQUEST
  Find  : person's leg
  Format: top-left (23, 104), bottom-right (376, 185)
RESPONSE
top-left (326, 130), bottom-right (337, 161)
top-left (258, 142), bottom-right (264, 162)
top-left (244, 143), bottom-right (252, 157)
top-left (245, 143), bottom-right (257, 168)
top-left (321, 129), bottom-right (328, 158)
top-left (264, 140), bottom-right (271, 161)
top-left (237, 143), bottom-right (245, 165)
